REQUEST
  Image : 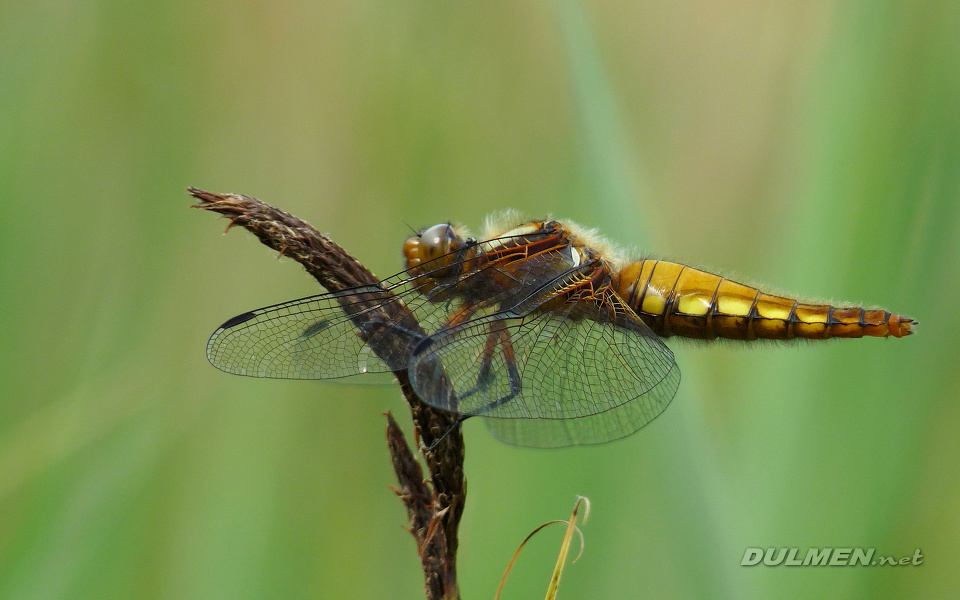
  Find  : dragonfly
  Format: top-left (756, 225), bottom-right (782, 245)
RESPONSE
top-left (206, 213), bottom-right (915, 447)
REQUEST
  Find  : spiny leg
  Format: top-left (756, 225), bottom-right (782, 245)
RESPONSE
top-left (358, 319), bottom-right (427, 346)
top-left (409, 302), bottom-right (483, 414)
top-left (422, 414), bottom-right (471, 452)
top-left (458, 326), bottom-right (500, 400)
top-left (470, 324), bottom-right (522, 416)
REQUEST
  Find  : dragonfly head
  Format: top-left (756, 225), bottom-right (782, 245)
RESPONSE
top-left (404, 223), bottom-right (466, 276)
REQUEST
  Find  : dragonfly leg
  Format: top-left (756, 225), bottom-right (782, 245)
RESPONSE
top-left (470, 325), bottom-right (522, 415)
top-left (358, 319), bottom-right (428, 347)
top-left (458, 328), bottom-right (500, 400)
top-left (423, 414), bottom-right (472, 452)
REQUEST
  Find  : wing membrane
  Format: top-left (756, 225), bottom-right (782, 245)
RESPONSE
top-left (409, 291), bottom-right (680, 447)
top-left (208, 286), bottom-right (404, 379)
top-left (207, 224), bottom-right (681, 447)
top-left (205, 229), bottom-right (570, 380)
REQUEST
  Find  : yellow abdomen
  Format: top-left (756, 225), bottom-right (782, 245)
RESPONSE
top-left (612, 260), bottom-right (914, 341)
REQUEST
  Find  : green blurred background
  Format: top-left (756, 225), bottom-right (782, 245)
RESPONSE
top-left (2, 1), bottom-right (958, 598)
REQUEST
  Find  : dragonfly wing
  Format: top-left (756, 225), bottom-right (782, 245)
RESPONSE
top-left (206, 222), bottom-right (585, 382)
top-left (206, 227), bottom-right (575, 381)
top-left (408, 292), bottom-right (680, 447)
top-left (481, 365), bottom-right (680, 447)
top-left (207, 282), bottom-right (451, 379)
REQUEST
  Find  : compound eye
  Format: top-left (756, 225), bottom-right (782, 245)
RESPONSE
top-left (418, 224), bottom-right (461, 264)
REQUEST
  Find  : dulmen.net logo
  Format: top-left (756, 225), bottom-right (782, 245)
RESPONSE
top-left (741, 547), bottom-right (924, 567)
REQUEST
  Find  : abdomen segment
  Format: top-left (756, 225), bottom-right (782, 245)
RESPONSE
top-left (612, 260), bottom-right (914, 341)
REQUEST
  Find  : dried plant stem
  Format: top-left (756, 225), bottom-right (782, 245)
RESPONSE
top-left (190, 188), bottom-right (465, 600)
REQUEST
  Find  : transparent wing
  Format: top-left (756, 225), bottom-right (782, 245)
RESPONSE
top-left (205, 229), bottom-right (572, 380)
top-left (409, 291), bottom-right (680, 447)
top-left (209, 287), bottom-right (403, 379)
top-left (206, 269), bottom-right (476, 380)
top-left (480, 367), bottom-right (680, 447)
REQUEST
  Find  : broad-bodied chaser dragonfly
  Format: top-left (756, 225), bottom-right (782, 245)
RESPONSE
top-left (206, 213), bottom-right (914, 447)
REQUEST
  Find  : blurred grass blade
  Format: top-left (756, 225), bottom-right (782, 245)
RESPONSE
top-left (544, 496), bottom-right (590, 600)
top-left (553, 0), bottom-right (647, 241)
top-left (493, 496), bottom-right (590, 600)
